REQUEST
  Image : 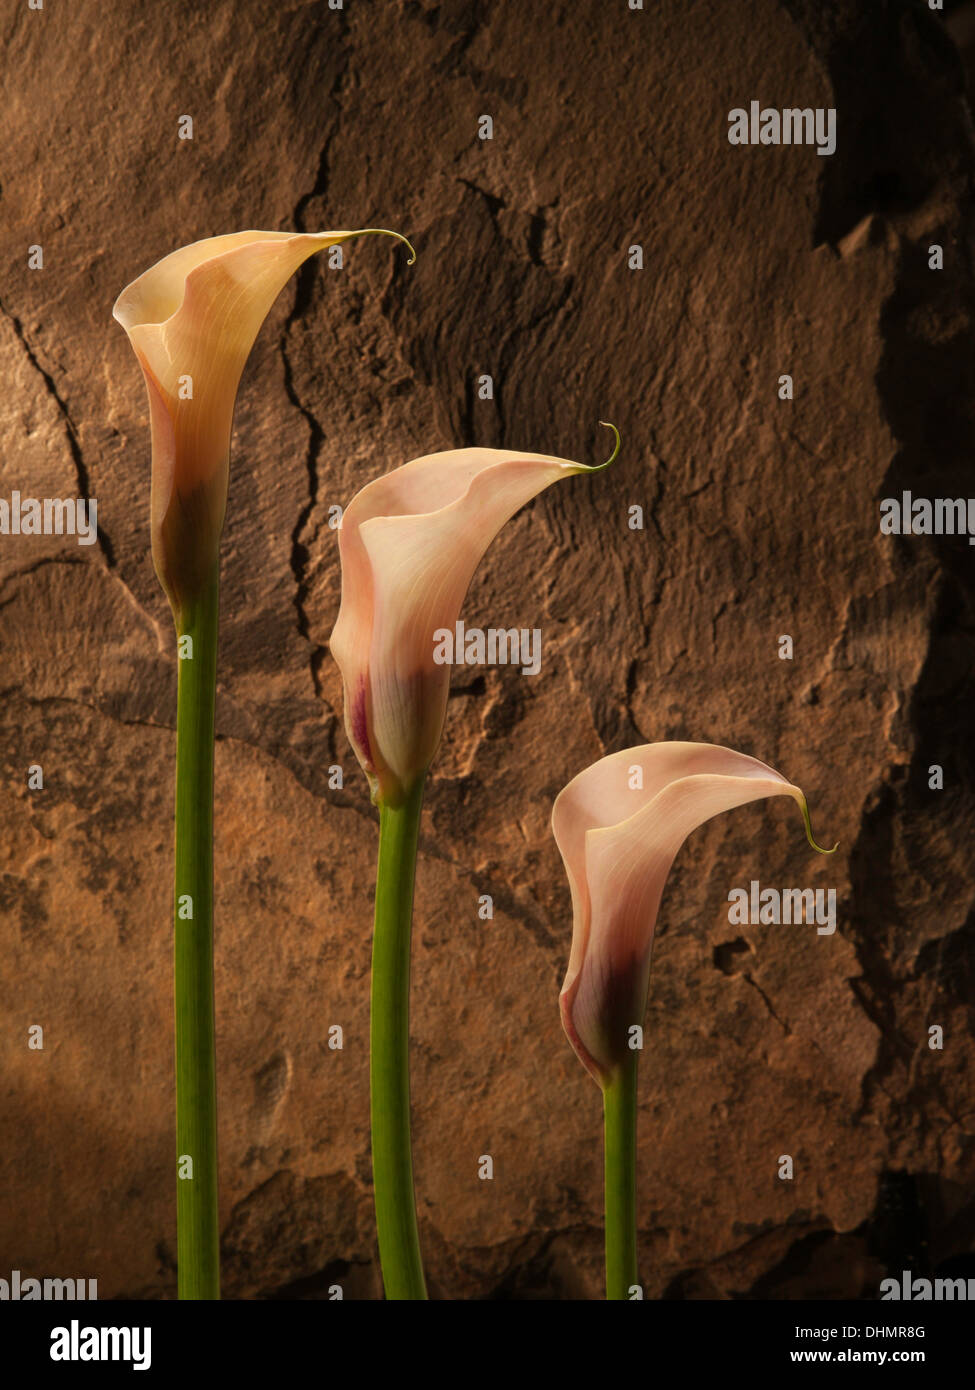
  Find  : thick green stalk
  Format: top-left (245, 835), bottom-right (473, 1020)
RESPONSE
top-left (603, 1052), bottom-right (638, 1300)
top-left (371, 777), bottom-right (428, 1300)
top-left (173, 569), bottom-right (221, 1300)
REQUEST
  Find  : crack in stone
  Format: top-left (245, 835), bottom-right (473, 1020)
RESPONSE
top-left (454, 177), bottom-right (575, 449)
top-left (457, 177), bottom-right (506, 226)
top-left (0, 553), bottom-right (88, 599)
top-left (281, 328), bottom-right (329, 698)
top-left (281, 19), bottom-right (351, 699)
top-left (742, 972), bottom-right (792, 1036)
top-left (0, 554), bottom-right (168, 659)
top-left (0, 295), bottom-right (117, 568)
top-left (6, 683), bottom-right (563, 951)
top-left (1, 685), bottom-right (383, 839)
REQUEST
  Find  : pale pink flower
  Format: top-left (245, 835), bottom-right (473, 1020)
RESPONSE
top-left (331, 429), bottom-right (618, 805)
top-left (552, 742), bottom-right (835, 1085)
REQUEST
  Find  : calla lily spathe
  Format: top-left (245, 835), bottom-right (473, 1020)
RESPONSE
top-left (553, 742), bottom-right (836, 1086)
top-left (113, 227), bottom-right (414, 623)
top-left (330, 426), bottom-right (619, 806)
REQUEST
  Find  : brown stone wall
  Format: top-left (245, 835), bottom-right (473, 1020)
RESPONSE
top-left (1, 0), bottom-right (973, 1298)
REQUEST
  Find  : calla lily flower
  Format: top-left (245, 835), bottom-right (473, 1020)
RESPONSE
top-left (111, 225), bottom-right (413, 1300)
top-left (113, 227), bottom-right (414, 624)
top-left (553, 741), bottom-right (836, 1087)
top-left (336, 424), bottom-right (618, 1300)
top-left (330, 424), bottom-right (619, 807)
top-left (552, 740), bottom-right (835, 1299)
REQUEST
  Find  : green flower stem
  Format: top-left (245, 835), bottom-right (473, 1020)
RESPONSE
top-left (603, 1052), bottom-right (639, 1300)
top-left (173, 568), bottom-right (221, 1300)
top-left (371, 777), bottom-right (428, 1300)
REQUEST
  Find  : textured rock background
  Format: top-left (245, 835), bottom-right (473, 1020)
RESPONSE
top-left (1, 0), bottom-right (974, 1299)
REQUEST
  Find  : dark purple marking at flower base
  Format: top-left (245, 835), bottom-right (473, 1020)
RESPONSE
top-left (351, 676), bottom-right (373, 767)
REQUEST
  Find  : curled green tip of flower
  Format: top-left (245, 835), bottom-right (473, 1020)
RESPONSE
top-left (588, 420), bottom-right (620, 471)
top-left (798, 795), bottom-right (839, 855)
top-left (356, 228), bottom-right (417, 265)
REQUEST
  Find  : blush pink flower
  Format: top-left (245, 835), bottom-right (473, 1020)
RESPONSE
top-left (552, 741), bottom-right (836, 1085)
top-left (331, 428), bottom-right (618, 805)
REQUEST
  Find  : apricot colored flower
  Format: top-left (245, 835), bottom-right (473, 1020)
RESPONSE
top-left (113, 228), bottom-right (413, 622)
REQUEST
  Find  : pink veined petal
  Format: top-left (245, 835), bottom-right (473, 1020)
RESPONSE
top-left (553, 743), bottom-right (807, 1084)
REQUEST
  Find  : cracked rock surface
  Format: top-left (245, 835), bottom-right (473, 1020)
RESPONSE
top-left (1, 0), bottom-right (974, 1298)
